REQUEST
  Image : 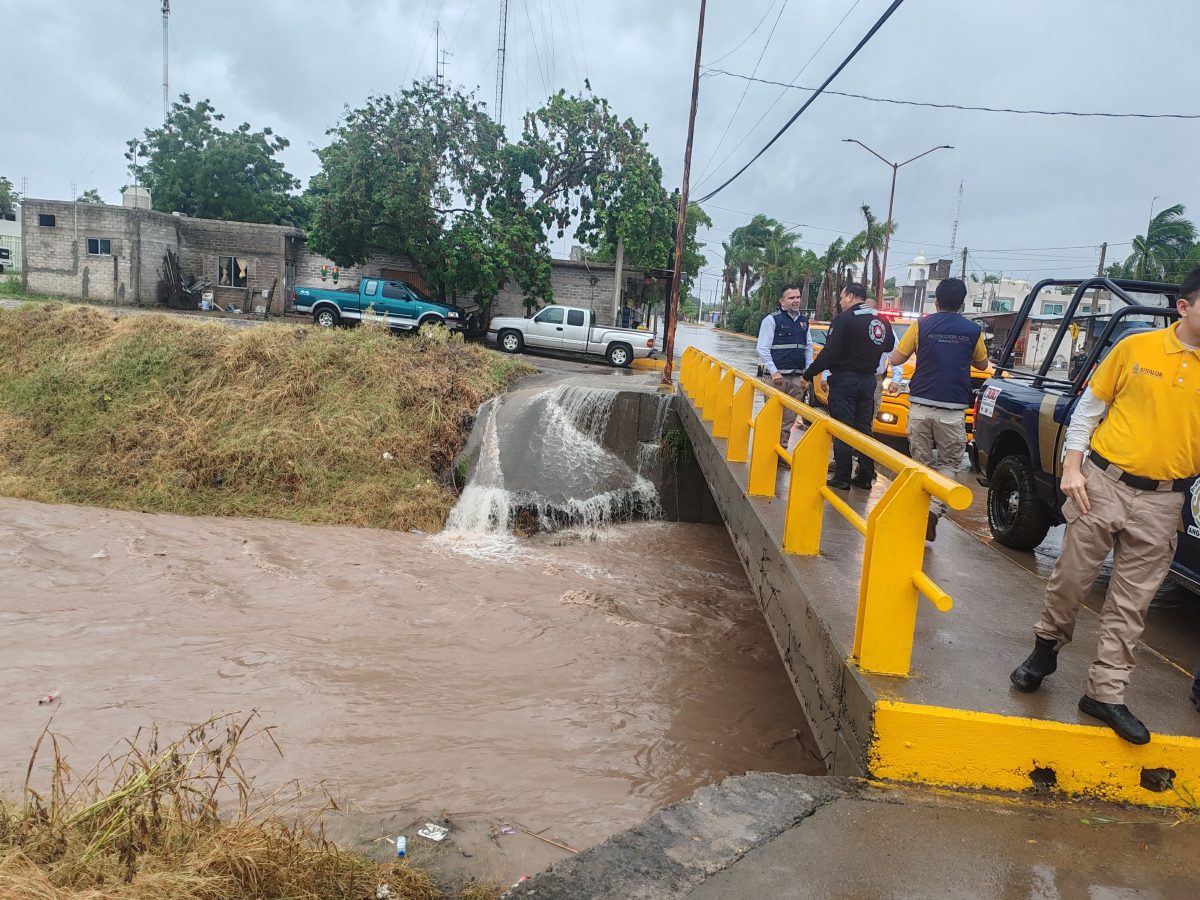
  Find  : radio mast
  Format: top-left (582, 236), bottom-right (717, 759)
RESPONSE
top-left (495, 0), bottom-right (510, 126)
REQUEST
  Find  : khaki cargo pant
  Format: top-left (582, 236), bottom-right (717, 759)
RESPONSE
top-left (1034, 458), bottom-right (1184, 704)
top-left (760, 373), bottom-right (807, 446)
top-left (907, 402), bottom-right (967, 518)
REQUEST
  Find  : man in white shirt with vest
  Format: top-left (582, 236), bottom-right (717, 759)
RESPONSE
top-left (888, 278), bottom-right (989, 541)
top-left (756, 284), bottom-right (813, 446)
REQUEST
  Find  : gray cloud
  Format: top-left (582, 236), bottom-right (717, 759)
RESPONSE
top-left (4, 0), bottom-right (1196, 293)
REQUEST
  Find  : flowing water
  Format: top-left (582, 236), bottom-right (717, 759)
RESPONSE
top-left (0, 377), bottom-right (820, 886)
top-left (447, 380), bottom-right (663, 536)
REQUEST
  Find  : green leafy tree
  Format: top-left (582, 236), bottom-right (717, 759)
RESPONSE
top-left (308, 81), bottom-right (687, 319)
top-left (0, 176), bottom-right (18, 217)
top-left (76, 189), bottom-right (104, 204)
top-left (126, 95), bottom-right (301, 224)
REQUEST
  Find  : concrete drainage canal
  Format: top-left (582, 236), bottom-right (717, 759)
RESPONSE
top-left (423, 373), bottom-right (825, 887)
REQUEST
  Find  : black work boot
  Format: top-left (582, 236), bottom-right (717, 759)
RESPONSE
top-left (1009, 637), bottom-right (1058, 693)
top-left (925, 511), bottom-right (938, 542)
top-left (1078, 695), bottom-right (1151, 745)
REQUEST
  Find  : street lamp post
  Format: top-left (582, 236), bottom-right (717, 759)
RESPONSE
top-left (843, 140), bottom-right (953, 306)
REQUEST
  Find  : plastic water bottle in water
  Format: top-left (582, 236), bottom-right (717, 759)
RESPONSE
top-left (395, 835), bottom-right (406, 858)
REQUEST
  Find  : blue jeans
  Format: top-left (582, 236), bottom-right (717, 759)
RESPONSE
top-left (828, 371), bottom-right (877, 482)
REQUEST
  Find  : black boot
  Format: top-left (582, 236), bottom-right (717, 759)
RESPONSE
top-left (925, 511), bottom-right (938, 542)
top-left (1010, 637), bottom-right (1058, 693)
top-left (1078, 695), bottom-right (1151, 745)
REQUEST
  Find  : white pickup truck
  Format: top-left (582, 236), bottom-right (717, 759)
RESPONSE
top-left (487, 305), bottom-right (656, 367)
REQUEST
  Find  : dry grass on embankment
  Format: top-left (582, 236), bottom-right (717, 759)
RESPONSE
top-left (0, 304), bottom-right (530, 531)
top-left (1, 713), bottom-right (499, 899)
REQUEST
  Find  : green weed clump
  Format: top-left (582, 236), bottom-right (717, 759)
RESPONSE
top-left (0, 713), bottom-right (500, 899)
top-left (0, 304), bottom-right (530, 531)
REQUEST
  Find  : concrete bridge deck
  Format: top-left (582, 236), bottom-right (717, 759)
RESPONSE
top-left (676, 375), bottom-right (1200, 807)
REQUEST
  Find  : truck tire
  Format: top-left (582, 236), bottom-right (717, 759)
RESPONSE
top-left (988, 454), bottom-right (1052, 550)
top-left (606, 343), bottom-right (632, 367)
top-left (417, 315), bottom-right (444, 332)
top-left (498, 330), bottom-right (524, 353)
top-left (313, 307), bottom-right (340, 328)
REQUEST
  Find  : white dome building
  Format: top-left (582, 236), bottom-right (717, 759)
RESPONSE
top-left (907, 253), bottom-right (929, 285)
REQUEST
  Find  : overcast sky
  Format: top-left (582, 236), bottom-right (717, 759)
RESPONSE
top-left (4, 0), bottom-right (1197, 297)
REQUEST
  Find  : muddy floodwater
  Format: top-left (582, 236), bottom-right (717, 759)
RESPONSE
top-left (1, 496), bottom-right (818, 884)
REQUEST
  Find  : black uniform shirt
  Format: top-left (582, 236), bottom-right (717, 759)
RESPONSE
top-left (803, 302), bottom-right (896, 378)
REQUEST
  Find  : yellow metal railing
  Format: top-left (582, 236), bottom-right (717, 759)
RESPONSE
top-left (679, 346), bottom-right (972, 678)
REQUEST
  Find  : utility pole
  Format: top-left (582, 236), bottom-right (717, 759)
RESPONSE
top-left (162, 0), bottom-right (170, 123)
top-left (660, 0), bottom-right (706, 391)
top-left (495, 0), bottom-right (510, 126)
top-left (1085, 241), bottom-right (1107, 348)
top-left (960, 247), bottom-right (968, 280)
top-left (610, 235), bottom-right (624, 326)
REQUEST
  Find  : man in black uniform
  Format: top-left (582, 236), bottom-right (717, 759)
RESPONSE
top-left (805, 283), bottom-right (895, 490)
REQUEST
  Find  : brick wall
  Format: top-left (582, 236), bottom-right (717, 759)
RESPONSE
top-left (491, 260), bottom-right (638, 322)
top-left (177, 218), bottom-right (294, 312)
top-left (19, 200), bottom-right (635, 318)
top-left (21, 200), bottom-right (139, 303)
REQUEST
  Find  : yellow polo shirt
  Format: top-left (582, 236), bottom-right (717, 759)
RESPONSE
top-left (1089, 323), bottom-right (1200, 481)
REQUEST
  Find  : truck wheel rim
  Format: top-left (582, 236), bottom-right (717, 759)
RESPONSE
top-left (614, 349), bottom-right (628, 363)
top-left (318, 312), bottom-right (334, 326)
top-left (503, 335), bottom-right (519, 350)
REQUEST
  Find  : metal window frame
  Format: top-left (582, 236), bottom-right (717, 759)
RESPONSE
top-left (85, 237), bottom-right (112, 257)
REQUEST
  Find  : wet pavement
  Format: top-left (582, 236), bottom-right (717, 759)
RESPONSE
top-left (673, 321), bottom-right (1200, 675)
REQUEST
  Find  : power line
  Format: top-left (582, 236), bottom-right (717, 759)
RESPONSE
top-left (702, 69), bottom-right (1200, 119)
top-left (694, 0), bottom-right (862, 191)
top-left (701, 0), bottom-right (782, 68)
top-left (520, 0), bottom-right (550, 96)
top-left (696, 0), bottom-right (908, 203)
top-left (694, 0), bottom-right (789, 185)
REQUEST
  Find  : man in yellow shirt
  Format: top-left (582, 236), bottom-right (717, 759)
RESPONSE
top-left (1011, 266), bottom-right (1200, 743)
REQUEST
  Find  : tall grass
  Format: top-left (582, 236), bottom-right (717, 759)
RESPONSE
top-left (0, 713), bottom-right (497, 898)
top-left (0, 304), bottom-right (530, 531)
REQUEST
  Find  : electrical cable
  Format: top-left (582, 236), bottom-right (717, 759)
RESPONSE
top-left (694, 0), bottom-right (790, 185)
top-left (694, 0), bottom-right (862, 190)
top-left (520, 0), bottom-right (550, 96)
top-left (702, 69), bottom-right (1200, 119)
top-left (696, 0), bottom-right (908, 203)
top-left (701, 0), bottom-right (782, 68)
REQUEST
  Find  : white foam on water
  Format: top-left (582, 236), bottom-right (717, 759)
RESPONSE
top-left (443, 383), bottom-right (662, 538)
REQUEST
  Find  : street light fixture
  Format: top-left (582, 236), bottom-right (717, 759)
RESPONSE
top-left (843, 139), bottom-right (953, 306)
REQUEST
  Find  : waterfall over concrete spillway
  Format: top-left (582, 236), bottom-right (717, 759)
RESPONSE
top-left (445, 380), bottom-right (665, 536)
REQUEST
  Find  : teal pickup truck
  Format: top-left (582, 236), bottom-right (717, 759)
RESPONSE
top-left (292, 278), bottom-right (467, 332)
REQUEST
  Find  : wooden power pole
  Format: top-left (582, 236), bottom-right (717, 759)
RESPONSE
top-left (660, 0), bottom-right (707, 390)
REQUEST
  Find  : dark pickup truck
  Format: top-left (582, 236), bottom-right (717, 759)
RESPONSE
top-left (971, 277), bottom-right (1199, 593)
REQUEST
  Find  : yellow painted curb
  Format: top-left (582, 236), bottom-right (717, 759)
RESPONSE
top-left (871, 700), bottom-right (1200, 808)
top-left (630, 357), bottom-right (666, 372)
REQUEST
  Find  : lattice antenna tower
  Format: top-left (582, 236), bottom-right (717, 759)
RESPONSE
top-left (949, 180), bottom-right (963, 255)
top-left (162, 1), bottom-right (170, 123)
top-left (495, 0), bottom-right (510, 126)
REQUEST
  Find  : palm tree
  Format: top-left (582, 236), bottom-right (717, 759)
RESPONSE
top-left (758, 223), bottom-right (802, 313)
top-left (1174, 243), bottom-right (1200, 282)
top-left (719, 240), bottom-right (737, 323)
top-left (1122, 204), bottom-right (1197, 281)
top-left (817, 238), bottom-right (845, 320)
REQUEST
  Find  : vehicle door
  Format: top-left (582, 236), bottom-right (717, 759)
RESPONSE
top-left (357, 278), bottom-right (382, 321)
top-left (380, 281), bottom-right (417, 328)
top-left (561, 308), bottom-right (590, 352)
top-left (526, 307), bottom-right (565, 349)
